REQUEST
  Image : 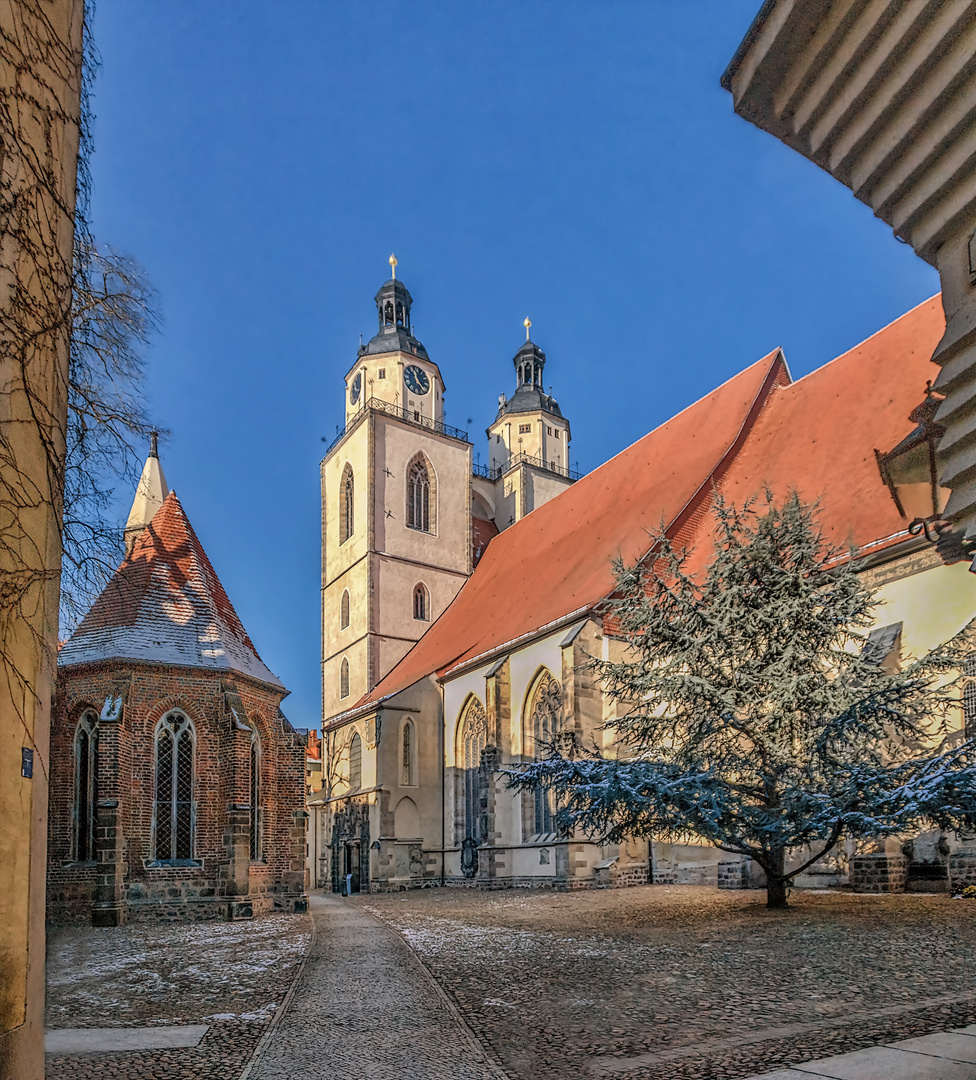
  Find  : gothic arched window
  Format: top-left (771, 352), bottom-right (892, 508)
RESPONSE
top-left (406, 455), bottom-right (433, 533)
top-left (523, 670), bottom-right (561, 839)
top-left (340, 589), bottom-right (350, 630)
top-left (153, 712), bottom-right (195, 861)
top-left (74, 711), bottom-right (98, 861)
top-left (249, 727), bottom-right (262, 861)
top-left (457, 697), bottom-right (488, 845)
top-left (349, 731), bottom-right (362, 790)
top-left (401, 719), bottom-right (414, 786)
top-left (339, 464), bottom-right (354, 544)
top-left (340, 657), bottom-right (350, 699)
top-left (413, 583), bottom-right (429, 621)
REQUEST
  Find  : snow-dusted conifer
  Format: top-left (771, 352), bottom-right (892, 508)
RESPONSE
top-left (511, 491), bottom-right (976, 908)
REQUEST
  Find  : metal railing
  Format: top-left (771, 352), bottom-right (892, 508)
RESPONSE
top-left (323, 397), bottom-right (469, 458)
top-left (471, 454), bottom-right (581, 482)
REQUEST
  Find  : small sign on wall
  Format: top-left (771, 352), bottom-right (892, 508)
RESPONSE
top-left (21, 747), bottom-right (33, 778)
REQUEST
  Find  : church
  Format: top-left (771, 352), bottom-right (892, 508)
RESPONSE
top-left (47, 445), bottom-right (307, 924)
top-left (311, 270), bottom-right (976, 895)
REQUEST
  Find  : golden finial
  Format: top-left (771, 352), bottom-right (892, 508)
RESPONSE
top-left (389, 253), bottom-right (397, 280)
top-left (524, 317), bottom-right (531, 341)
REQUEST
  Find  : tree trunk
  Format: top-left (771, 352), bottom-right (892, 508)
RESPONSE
top-left (766, 847), bottom-right (789, 909)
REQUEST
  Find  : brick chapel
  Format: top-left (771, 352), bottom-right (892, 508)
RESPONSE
top-left (48, 443), bottom-right (307, 925)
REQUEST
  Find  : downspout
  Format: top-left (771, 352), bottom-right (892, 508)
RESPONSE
top-left (440, 680), bottom-right (446, 886)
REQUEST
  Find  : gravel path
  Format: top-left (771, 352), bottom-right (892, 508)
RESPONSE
top-left (45, 911), bottom-right (310, 1080)
top-left (245, 891), bottom-right (505, 1080)
top-left (360, 886), bottom-right (976, 1080)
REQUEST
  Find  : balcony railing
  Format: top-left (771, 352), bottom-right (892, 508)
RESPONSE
top-left (323, 397), bottom-right (469, 458)
top-left (472, 453), bottom-right (581, 482)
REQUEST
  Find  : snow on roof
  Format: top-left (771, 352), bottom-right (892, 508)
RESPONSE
top-left (59, 491), bottom-right (284, 689)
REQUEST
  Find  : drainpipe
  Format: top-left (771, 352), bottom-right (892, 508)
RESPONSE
top-left (440, 682), bottom-right (446, 887)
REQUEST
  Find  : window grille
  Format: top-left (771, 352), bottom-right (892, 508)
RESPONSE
top-left (966, 658), bottom-right (976, 739)
top-left (154, 712), bottom-right (195, 860)
top-left (74, 712), bottom-right (98, 861)
top-left (378, 368), bottom-right (385, 379)
top-left (340, 657), bottom-right (350, 699)
top-left (250, 730), bottom-right (261, 861)
top-left (339, 464), bottom-right (354, 544)
top-left (407, 457), bottom-right (431, 532)
top-left (349, 732), bottom-right (362, 790)
top-left (526, 671), bottom-right (561, 837)
top-left (413, 583), bottom-right (428, 621)
top-left (402, 721), bottom-right (413, 786)
top-left (459, 698), bottom-right (488, 844)
top-left (340, 589), bottom-right (350, 630)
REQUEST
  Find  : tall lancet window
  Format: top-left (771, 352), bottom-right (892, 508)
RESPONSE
top-left (249, 726), bottom-right (262, 861)
top-left (523, 670), bottom-right (561, 839)
top-left (458, 697), bottom-right (488, 845)
top-left (153, 712), bottom-right (195, 860)
top-left (348, 732), bottom-right (362, 790)
top-left (339, 464), bottom-right (354, 544)
top-left (74, 711), bottom-right (98, 861)
top-left (406, 455), bottom-right (432, 533)
top-left (413, 583), bottom-right (429, 621)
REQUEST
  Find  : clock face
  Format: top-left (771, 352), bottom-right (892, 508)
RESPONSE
top-left (350, 373), bottom-right (362, 404)
top-left (404, 365), bottom-right (430, 396)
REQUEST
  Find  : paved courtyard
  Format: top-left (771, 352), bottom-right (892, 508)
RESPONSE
top-left (45, 910), bottom-right (310, 1080)
top-left (359, 885), bottom-right (976, 1080)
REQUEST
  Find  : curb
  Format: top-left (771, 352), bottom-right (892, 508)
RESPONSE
top-left (237, 906), bottom-right (316, 1080)
top-left (355, 898), bottom-right (513, 1080)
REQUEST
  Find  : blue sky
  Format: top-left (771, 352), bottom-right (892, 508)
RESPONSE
top-left (88, 0), bottom-right (938, 729)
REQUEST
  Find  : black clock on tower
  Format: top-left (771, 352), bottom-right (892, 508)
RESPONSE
top-left (404, 365), bottom-right (430, 395)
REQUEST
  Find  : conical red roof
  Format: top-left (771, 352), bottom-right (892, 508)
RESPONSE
top-left (59, 491), bottom-right (284, 689)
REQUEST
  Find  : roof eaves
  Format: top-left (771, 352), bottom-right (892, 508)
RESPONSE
top-left (436, 604), bottom-right (596, 684)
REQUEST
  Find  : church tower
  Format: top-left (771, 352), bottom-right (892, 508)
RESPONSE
top-left (321, 259), bottom-right (473, 718)
top-left (472, 320), bottom-right (576, 535)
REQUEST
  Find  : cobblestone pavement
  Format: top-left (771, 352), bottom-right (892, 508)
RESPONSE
top-left (360, 886), bottom-right (976, 1080)
top-left (45, 910), bottom-right (310, 1080)
top-left (245, 891), bottom-right (505, 1080)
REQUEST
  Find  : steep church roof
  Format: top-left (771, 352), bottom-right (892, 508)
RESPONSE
top-left (59, 491), bottom-right (284, 689)
top-left (343, 294), bottom-right (945, 718)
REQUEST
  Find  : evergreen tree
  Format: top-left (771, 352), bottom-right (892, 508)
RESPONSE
top-left (512, 492), bottom-right (976, 908)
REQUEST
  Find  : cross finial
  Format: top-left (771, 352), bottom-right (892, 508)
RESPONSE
top-left (149, 430), bottom-right (159, 459)
top-left (389, 253), bottom-right (397, 280)
top-left (524, 317), bottom-right (531, 341)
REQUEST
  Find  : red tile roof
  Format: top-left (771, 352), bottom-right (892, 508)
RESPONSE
top-left (59, 491), bottom-right (284, 689)
top-left (712, 295), bottom-right (946, 562)
top-left (349, 345), bottom-right (789, 713)
top-left (343, 295), bottom-right (945, 719)
top-left (472, 516), bottom-right (499, 568)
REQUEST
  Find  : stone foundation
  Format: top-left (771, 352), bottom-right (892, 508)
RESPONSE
top-left (850, 853), bottom-right (908, 893)
top-left (717, 859), bottom-right (767, 890)
top-left (949, 854), bottom-right (976, 890)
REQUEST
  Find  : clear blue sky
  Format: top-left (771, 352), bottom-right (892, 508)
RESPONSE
top-left (88, 0), bottom-right (938, 729)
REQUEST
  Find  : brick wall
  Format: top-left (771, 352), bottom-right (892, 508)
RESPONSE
top-left (47, 660), bottom-right (307, 924)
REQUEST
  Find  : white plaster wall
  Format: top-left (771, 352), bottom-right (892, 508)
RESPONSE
top-left (872, 561), bottom-right (976, 662)
top-left (512, 844), bottom-right (558, 878)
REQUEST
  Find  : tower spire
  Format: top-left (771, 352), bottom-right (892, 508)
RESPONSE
top-left (389, 253), bottom-right (397, 280)
top-left (524, 317), bottom-right (531, 341)
top-left (124, 433), bottom-right (170, 555)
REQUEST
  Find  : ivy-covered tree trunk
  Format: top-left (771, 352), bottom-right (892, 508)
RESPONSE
top-left (509, 491), bottom-right (976, 912)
